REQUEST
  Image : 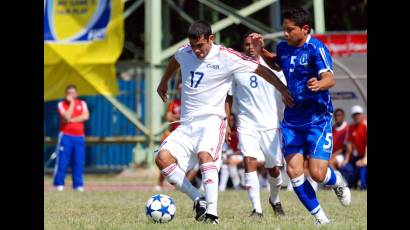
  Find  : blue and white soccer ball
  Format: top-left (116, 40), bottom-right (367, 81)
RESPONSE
top-left (145, 194), bottom-right (176, 223)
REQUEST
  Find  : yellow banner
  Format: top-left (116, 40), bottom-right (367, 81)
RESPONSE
top-left (44, 0), bottom-right (124, 101)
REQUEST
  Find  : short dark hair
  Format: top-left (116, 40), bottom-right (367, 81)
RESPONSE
top-left (187, 20), bottom-right (212, 39)
top-left (334, 108), bottom-right (345, 115)
top-left (243, 31), bottom-right (254, 39)
top-left (65, 84), bottom-right (77, 92)
top-left (282, 8), bottom-right (312, 33)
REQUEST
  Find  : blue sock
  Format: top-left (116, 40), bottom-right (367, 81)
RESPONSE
top-left (323, 167), bottom-right (337, 186)
top-left (291, 175), bottom-right (320, 213)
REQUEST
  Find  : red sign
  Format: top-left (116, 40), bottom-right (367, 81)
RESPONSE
top-left (313, 33), bottom-right (367, 56)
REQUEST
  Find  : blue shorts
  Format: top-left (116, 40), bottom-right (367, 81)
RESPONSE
top-left (281, 113), bottom-right (333, 160)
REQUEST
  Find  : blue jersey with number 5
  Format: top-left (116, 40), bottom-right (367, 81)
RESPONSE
top-left (275, 35), bottom-right (333, 126)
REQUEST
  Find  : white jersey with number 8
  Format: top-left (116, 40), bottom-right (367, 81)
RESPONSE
top-left (229, 58), bottom-right (287, 130)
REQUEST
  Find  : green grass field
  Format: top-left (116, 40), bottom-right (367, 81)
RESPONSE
top-left (44, 173), bottom-right (366, 230)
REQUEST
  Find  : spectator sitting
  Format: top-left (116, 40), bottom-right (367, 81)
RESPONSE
top-left (340, 105), bottom-right (367, 190)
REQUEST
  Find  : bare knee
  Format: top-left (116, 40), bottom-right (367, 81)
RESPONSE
top-left (286, 164), bottom-right (303, 178)
top-left (198, 151), bottom-right (213, 164)
top-left (155, 150), bottom-right (176, 170)
top-left (308, 159), bottom-right (329, 182)
top-left (309, 168), bottom-right (327, 182)
top-left (267, 166), bottom-right (281, 178)
top-left (244, 157), bottom-right (258, 172)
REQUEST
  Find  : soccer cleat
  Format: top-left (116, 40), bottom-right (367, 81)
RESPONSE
top-left (56, 185), bottom-right (64, 191)
top-left (314, 218), bottom-right (331, 226)
top-left (193, 197), bottom-right (207, 221)
top-left (333, 171), bottom-right (351, 206)
top-left (204, 213), bottom-right (219, 224)
top-left (269, 199), bottom-right (286, 217)
top-left (249, 209), bottom-right (263, 218)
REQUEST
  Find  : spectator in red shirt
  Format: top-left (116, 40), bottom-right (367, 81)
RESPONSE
top-left (340, 105), bottom-right (367, 189)
top-left (53, 85), bottom-right (89, 191)
top-left (330, 108), bottom-right (349, 170)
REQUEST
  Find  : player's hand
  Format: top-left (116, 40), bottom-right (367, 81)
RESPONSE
top-left (249, 33), bottom-right (264, 54)
top-left (157, 81), bottom-right (169, 102)
top-left (225, 124), bottom-right (231, 144)
top-left (281, 89), bottom-right (294, 107)
top-left (307, 78), bottom-right (322, 91)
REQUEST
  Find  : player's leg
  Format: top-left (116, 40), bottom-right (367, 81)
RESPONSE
top-left (307, 117), bottom-right (351, 207)
top-left (155, 149), bottom-right (203, 202)
top-left (267, 166), bottom-right (285, 216)
top-left (198, 151), bottom-right (220, 223)
top-left (196, 116), bottom-right (227, 224)
top-left (53, 134), bottom-right (72, 191)
top-left (282, 124), bottom-right (330, 225)
top-left (261, 128), bottom-right (285, 216)
top-left (304, 157), bottom-right (319, 192)
top-left (218, 146), bottom-right (230, 191)
top-left (155, 132), bottom-right (171, 191)
top-left (218, 163), bottom-right (229, 191)
top-left (227, 155), bottom-right (242, 190)
top-left (244, 156), bottom-right (263, 217)
top-left (238, 128), bottom-right (264, 217)
top-left (155, 129), bottom-right (204, 213)
top-left (71, 136), bottom-right (86, 191)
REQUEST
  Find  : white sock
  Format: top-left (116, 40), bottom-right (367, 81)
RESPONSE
top-left (161, 163), bottom-right (202, 201)
top-left (200, 162), bottom-right (219, 216)
top-left (238, 168), bottom-right (246, 186)
top-left (307, 176), bottom-right (319, 192)
top-left (321, 168), bottom-right (343, 188)
top-left (245, 171), bottom-right (262, 213)
top-left (310, 205), bottom-right (329, 222)
top-left (228, 165), bottom-right (241, 190)
top-left (219, 164), bottom-right (229, 191)
top-left (268, 172), bottom-right (282, 205)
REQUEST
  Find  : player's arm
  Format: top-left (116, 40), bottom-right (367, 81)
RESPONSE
top-left (250, 33), bottom-right (282, 71)
top-left (307, 71), bottom-right (335, 91)
top-left (157, 56), bottom-right (180, 102)
top-left (260, 48), bottom-right (282, 71)
top-left (224, 95), bottom-right (233, 144)
top-left (69, 102), bottom-right (90, 123)
top-left (308, 44), bottom-right (335, 91)
top-left (254, 64), bottom-right (294, 107)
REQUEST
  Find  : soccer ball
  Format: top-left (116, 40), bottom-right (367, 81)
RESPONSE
top-left (145, 194), bottom-right (176, 223)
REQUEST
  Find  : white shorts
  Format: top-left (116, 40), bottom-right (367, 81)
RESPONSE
top-left (238, 127), bottom-right (284, 168)
top-left (156, 115), bottom-right (226, 172)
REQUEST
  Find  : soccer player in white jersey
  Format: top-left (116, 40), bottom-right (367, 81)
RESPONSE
top-left (226, 33), bottom-right (287, 218)
top-left (155, 20), bottom-right (294, 224)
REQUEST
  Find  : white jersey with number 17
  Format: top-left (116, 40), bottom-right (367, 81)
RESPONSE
top-left (229, 57), bottom-right (287, 130)
top-left (174, 43), bottom-right (259, 121)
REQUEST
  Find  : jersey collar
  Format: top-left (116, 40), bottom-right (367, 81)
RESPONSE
top-left (305, 34), bottom-right (311, 44)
